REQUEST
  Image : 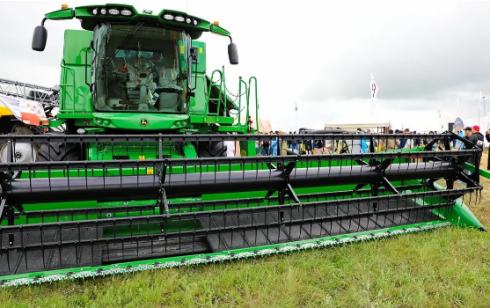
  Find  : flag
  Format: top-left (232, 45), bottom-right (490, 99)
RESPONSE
top-left (483, 95), bottom-right (486, 115)
top-left (370, 73), bottom-right (378, 99)
top-left (479, 91), bottom-right (485, 116)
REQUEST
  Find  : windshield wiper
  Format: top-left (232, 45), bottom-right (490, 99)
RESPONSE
top-left (103, 22), bottom-right (144, 68)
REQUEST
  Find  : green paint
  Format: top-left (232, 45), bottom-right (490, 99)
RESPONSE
top-left (432, 182), bottom-right (485, 230)
top-left (463, 162), bottom-right (490, 180)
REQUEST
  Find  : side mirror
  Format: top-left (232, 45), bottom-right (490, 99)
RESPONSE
top-left (32, 25), bottom-right (48, 51)
top-left (228, 43), bottom-right (239, 65)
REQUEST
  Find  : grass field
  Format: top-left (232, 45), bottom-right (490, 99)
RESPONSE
top-left (1, 156), bottom-right (489, 307)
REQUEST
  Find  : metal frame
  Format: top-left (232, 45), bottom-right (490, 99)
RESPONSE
top-left (0, 132), bottom-right (485, 283)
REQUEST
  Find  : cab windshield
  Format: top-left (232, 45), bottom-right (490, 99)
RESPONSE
top-left (92, 24), bottom-right (190, 113)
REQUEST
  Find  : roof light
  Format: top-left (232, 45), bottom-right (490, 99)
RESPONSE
top-left (121, 9), bottom-right (132, 16)
top-left (193, 19), bottom-right (198, 25)
top-left (214, 21), bottom-right (219, 25)
top-left (61, 4), bottom-right (69, 9)
top-left (108, 8), bottom-right (119, 15)
top-left (143, 9), bottom-right (153, 14)
top-left (175, 15), bottom-right (185, 22)
top-left (92, 8), bottom-right (98, 15)
top-left (163, 14), bottom-right (174, 20)
top-left (100, 8), bottom-right (106, 15)
top-left (186, 18), bottom-right (191, 24)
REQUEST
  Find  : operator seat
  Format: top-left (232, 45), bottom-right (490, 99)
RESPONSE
top-left (155, 50), bottom-right (180, 113)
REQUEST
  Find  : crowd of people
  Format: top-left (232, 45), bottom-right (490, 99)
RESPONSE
top-left (244, 128), bottom-right (442, 157)
top-left (223, 125), bottom-right (486, 184)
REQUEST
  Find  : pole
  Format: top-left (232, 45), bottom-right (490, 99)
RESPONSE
top-left (295, 102), bottom-right (298, 132)
top-left (479, 91), bottom-right (481, 128)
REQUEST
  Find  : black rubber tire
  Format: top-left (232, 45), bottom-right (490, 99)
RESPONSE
top-left (196, 141), bottom-right (227, 157)
top-left (38, 142), bottom-right (81, 161)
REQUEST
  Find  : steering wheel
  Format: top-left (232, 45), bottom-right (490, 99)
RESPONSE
top-left (127, 58), bottom-right (156, 73)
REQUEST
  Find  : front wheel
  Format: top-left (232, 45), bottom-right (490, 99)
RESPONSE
top-left (38, 142), bottom-right (82, 161)
top-left (195, 141), bottom-right (227, 157)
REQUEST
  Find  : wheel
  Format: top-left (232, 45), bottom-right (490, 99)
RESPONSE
top-left (0, 124), bottom-right (39, 178)
top-left (38, 142), bottom-right (81, 161)
top-left (196, 141), bottom-right (227, 157)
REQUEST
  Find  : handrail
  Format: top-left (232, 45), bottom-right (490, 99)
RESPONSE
top-left (205, 69), bottom-right (223, 117)
top-left (217, 65), bottom-right (226, 117)
top-left (248, 76), bottom-right (258, 133)
top-left (238, 77), bottom-right (248, 125)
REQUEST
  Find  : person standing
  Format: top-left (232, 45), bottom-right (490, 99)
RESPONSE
top-left (271, 131), bottom-right (278, 156)
top-left (398, 128), bottom-right (412, 149)
top-left (456, 130), bottom-right (465, 150)
top-left (292, 131), bottom-right (300, 152)
top-left (262, 132), bottom-right (270, 156)
top-left (485, 129), bottom-right (490, 170)
top-left (468, 125), bottom-right (484, 184)
top-left (247, 116), bottom-right (253, 133)
top-left (359, 129), bottom-right (368, 153)
top-left (386, 129), bottom-right (400, 150)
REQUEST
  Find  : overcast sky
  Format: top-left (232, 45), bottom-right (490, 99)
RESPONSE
top-left (1, 0), bottom-right (490, 132)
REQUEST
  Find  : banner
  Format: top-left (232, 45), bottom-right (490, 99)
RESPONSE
top-left (0, 94), bottom-right (47, 126)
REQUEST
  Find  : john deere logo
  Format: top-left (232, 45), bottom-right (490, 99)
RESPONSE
top-left (140, 119), bottom-right (148, 126)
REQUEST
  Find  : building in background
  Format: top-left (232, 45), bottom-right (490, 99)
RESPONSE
top-left (324, 123), bottom-right (391, 134)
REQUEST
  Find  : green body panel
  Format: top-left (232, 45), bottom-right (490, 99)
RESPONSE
top-left (189, 115), bottom-right (234, 124)
top-left (45, 8), bottom-right (74, 20)
top-left (463, 162), bottom-right (490, 180)
top-left (431, 182), bottom-right (485, 229)
top-left (192, 41), bottom-right (206, 74)
top-left (59, 30), bottom-right (93, 114)
top-left (91, 113), bottom-right (189, 130)
top-left (63, 30), bottom-right (93, 66)
top-left (210, 24), bottom-right (231, 36)
top-left (189, 75), bottom-right (207, 115)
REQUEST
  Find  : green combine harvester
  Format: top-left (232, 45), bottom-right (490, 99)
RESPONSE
top-left (0, 4), bottom-right (487, 287)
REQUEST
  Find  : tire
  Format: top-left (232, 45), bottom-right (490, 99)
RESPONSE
top-left (0, 124), bottom-right (38, 178)
top-left (196, 141), bottom-right (227, 157)
top-left (38, 142), bottom-right (81, 161)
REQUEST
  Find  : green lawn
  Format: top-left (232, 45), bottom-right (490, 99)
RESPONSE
top-left (1, 227), bottom-right (489, 308)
